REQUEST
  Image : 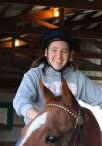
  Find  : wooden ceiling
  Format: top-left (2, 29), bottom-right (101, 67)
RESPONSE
top-left (0, 1), bottom-right (102, 38)
top-left (0, 0), bottom-right (102, 88)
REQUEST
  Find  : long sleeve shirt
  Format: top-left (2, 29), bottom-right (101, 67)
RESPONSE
top-left (13, 64), bottom-right (102, 124)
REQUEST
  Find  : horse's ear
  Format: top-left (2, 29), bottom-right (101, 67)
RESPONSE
top-left (61, 79), bottom-right (78, 107)
top-left (39, 80), bottom-right (56, 103)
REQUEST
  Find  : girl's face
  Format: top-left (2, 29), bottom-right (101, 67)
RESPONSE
top-left (45, 40), bottom-right (71, 70)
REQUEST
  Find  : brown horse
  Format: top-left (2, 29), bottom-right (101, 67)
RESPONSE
top-left (16, 80), bottom-right (102, 146)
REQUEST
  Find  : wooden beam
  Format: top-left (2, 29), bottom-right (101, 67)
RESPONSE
top-left (75, 58), bottom-right (102, 71)
top-left (0, 23), bottom-right (102, 39)
top-left (75, 51), bottom-right (102, 59)
top-left (79, 66), bottom-right (102, 71)
top-left (89, 76), bottom-right (102, 80)
top-left (34, 19), bottom-right (58, 29)
top-left (0, 19), bottom-right (102, 39)
top-left (67, 28), bottom-right (102, 39)
top-left (65, 15), bottom-right (102, 28)
top-left (0, 0), bottom-right (102, 11)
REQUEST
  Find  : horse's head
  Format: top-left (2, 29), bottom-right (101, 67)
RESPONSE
top-left (17, 80), bottom-right (101, 146)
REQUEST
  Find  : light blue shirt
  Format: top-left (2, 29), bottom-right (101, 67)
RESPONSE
top-left (13, 64), bottom-right (102, 124)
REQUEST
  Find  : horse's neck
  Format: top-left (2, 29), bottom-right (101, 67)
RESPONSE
top-left (70, 107), bottom-right (102, 146)
top-left (81, 109), bottom-right (102, 146)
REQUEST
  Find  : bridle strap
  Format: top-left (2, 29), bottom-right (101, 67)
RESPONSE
top-left (47, 103), bottom-right (84, 146)
top-left (47, 104), bottom-right (84, 127)
top-left (47, 103), bottom-right (78, 118)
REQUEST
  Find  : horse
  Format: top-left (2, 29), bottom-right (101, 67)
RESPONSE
top-left (16, 80), bottom-right (102, 146)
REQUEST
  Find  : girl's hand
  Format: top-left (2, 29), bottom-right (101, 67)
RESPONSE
top-left (26, 108), bottom-right (38, 120)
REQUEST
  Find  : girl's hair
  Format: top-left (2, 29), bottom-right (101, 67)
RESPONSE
top-left (31, 57), bottom-right (49, 73)
top-left (31, 56), bottom-right (47, 68)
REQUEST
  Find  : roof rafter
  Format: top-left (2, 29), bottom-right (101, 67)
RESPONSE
top-left (0, 0), bottom-right (102, 11)
top-left (0, 22), bottom-right (102, 39)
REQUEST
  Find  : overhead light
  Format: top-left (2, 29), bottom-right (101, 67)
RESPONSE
top-left (14, 39), bottom-right (27, 47)
top-left (15, 39), bottom-right (20, 47)
top-left (53, 8), bottom-right (60, 17)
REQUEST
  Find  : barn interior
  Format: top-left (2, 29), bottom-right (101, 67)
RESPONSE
top-left (0, 1), bottom-right (102, 146)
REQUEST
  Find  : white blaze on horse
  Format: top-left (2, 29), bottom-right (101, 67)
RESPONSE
top-left (16, 80), bottom-right (102, 146)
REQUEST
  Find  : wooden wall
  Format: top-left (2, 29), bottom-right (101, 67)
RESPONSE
top-left (0, 87), bottom-right (24, 146)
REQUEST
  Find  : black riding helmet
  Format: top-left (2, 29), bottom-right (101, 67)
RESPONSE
top-left (42, 28), bottom-right (76, 51)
